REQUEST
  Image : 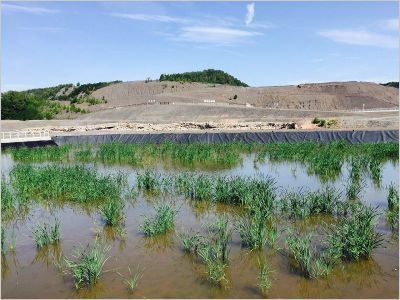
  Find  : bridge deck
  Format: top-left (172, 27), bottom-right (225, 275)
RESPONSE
top-left (1, 131), bottom-right (51, 144)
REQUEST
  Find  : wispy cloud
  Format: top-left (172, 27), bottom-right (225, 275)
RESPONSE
top-left (19, 26), bottom-right (66, 33)
top-left (318, 29), bottom-right (397, 48)
top-left (245, 3), bottom-right (255, 25)
top-left (111, 10), bottom-right (269, 47)
top-left (111, 13), bottom-right (188, 24)
top-left (2, 3), bottom-right (59, 14)
top-left (176, 26), bottom-right (262, 45)
top-left (378, 18), bottom-right (398, 31)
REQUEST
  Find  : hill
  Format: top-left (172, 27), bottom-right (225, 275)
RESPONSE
top-left (159, 69), bottom-right (248, 87)
top-left (1, 80), bottom-right (121, 120)
top-left (91, 80), bottom-right (399, 112)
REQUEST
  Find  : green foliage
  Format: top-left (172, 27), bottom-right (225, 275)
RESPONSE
top-left (281, 186), bottom-right (341, 218)
top-left (140, 202), bottom-right (178, 236)
top-left (25, 84), bottom-right (73, 99)
top-left (66, 81), bottom-right (121, 99)
top-left (311, 118), bottom-right (337, 128)
top-left (118, 266), bottom-right (143, 292)
top-left (326, 204), bottom-right (383, 262)
top-left (386, 183), bottom-right (399, 231)
top-left (1, 227), bottom-right (5, 255)
top-left (101, 200), bottom-right (125, 226)
top-left (159, 69), bottom-right (248, 87)
top-left (136, 170), bottom-right (163, 193)
top-left (64, 239), bottom-right (110, 289)
top-left (1, 80), bottom-right (118, 120)
top-left (258, 259), bottom-right (272, 295)
top-left (1, 177), bottom-right (15, 218)
top-left (32, 219), bottom-right (61, 248)
top-left (286, 232), bottom-right (331, 278)
top-left (381, 82), bottom-right (399, 88)
top-left (10, 164), bottom-right (123, 204)
top-left (1, 91), bottom-right (44, 120)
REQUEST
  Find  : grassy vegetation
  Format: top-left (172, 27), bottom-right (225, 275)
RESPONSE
top-left (118, 266), bottom-right (143, 292)
top-left (10, 164), bottom-right (123, 204)
top-left (281, 186), bottom-right (342, 219)
top-left (64, 239), bottom-right (110, 289)
top-left (179, 216), bottom-right (232, 285)
top-left (101, 200), bottom-right (125, 226)
top-left (32, 219), bottom-right (61, 248)
top-left (257, 259), bottom-right (272, 295)
top-left (1, 228), bottom-right (5, 256)
top-left (159, 69), bottom-right (249, 87)
top-left (7, 145), bottom-right (73, 162)
top-left (386, 183), bottom-right (399, 232)
top-left (1, 178), bottom-right (15, 219)
top-left (140, 202), bottom-right (178, 236)
top-left (286, 232), bottom-right (331, 279)
top-left (6, 142), bottom-right (397, 182)
top-left (326, 204), bottom-right (383, 262)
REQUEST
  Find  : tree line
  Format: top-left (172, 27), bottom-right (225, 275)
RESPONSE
top-left (159, 69), bottom-right (249, 87)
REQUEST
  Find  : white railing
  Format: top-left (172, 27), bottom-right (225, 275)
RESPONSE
top-left (1, 130), bottom-right (50, 142)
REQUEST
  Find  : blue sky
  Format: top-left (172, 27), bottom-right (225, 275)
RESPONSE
top-left (2, 1), bottom-right (398, 91)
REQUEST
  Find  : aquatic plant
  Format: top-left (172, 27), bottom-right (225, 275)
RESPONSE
top-left (286, 232), bottom-right (331, 278)
top-left (236, 213), bottom-right (277, 249)
top-left (386, 183), bottom-right (399, 231)
top-left (5, 145), bottom-right (72, 162)
top-left (257, 259), bottom-right (272, 295)
top-left (1, 177), bottom-right (15, 218)
top-left (10, 164), bottom-right (122, 204)
top-left (1, 227), bottom-right (5, 255)
top-left (198, 242), bottom-right (228, 285)
top-left (183, 174), bottom-right (213, 201)
top-left (101, 200), bottom-right (125, 226)
top-left (140, 202), bottom-right (178, 236)
top-left (326, 204), bottom-right (383, 262)
top-left (346, 178), bottom-right (365, 200)
top-left (64, 239), bottom-right (110, 289)
top-left (32, 219), bottom-right (61, 249)
top-left (118, 266), bottom-right (143, 292)
top-left (209, 215), bottom-right (232, 263)
top-left (136, 170), bottom-right (163, 193)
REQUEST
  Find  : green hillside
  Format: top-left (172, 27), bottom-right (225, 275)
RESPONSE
top-left (159, 69), bottom-right (249, 87)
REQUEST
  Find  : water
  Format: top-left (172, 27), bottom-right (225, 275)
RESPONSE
top-left (1, 153), bottom-right (398, 298)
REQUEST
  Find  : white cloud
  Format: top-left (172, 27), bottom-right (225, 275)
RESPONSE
top-left (318, 29), bottom-right (398, 48)
top-left (111, 13), bottom-right (188, 24)
top-left (177, 26), bottom-right (262, 45)
top-left (245, 3), bottom-right (255, 25)
top-left (378, 18), bottom-right (398, 31)
top-left (2, 3), bottom-right (59, 14)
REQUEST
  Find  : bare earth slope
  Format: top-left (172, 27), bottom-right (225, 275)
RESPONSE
top-left (2, 81), bottom-right (398, 133)
top-left (90, 81), bottom-right (399, 112)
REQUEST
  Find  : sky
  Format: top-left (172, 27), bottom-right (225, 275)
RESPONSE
top-left (2, 1), bottom-right (399, 91)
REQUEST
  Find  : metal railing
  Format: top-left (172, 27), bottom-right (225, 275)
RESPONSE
top-left (1, 130), bottom-right (50, 141)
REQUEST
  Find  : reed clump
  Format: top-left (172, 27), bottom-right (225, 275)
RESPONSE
top-left (64, 239), bottom-right (110, 289)
top-left (140, 202), bottom-right (178, 236)
top-left (326, 203), bottom-right (383, 262)
top-left (386, 183), bottom-right (399, 232)
top-left (32, 219), bottom-right (61, 248)
top-left (10, 164), bottom-right (122, 204)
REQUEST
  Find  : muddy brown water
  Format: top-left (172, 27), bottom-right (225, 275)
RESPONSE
top-left (1, 154), bottom-right (399, 298)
